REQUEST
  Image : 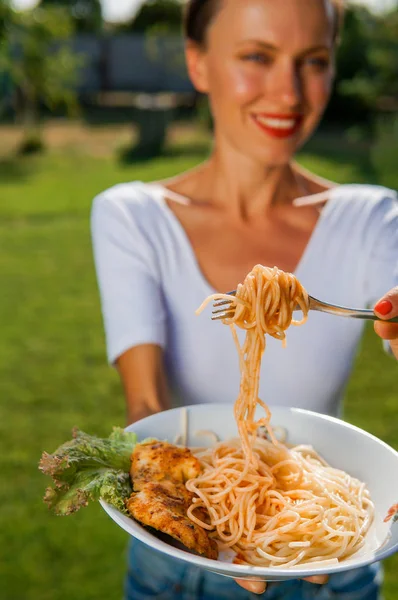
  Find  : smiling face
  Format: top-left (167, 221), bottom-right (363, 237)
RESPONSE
top-left (186, 0), bottom-right (336, 167)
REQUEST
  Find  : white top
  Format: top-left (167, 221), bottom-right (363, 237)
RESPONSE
top-left (91, 182), bottom-right (398, 417)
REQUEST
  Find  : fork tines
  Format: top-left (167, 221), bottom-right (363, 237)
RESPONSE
top-left (211, 290), bottom-right (237, 321)
top-left (211, 310), bottom-right (235, 321)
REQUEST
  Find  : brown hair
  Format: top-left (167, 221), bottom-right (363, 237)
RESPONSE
top-left (183, 0), bottom-right (345, 46)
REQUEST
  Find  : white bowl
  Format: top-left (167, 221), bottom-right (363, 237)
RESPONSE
top-left (100, 404), bottom-right (398, 581)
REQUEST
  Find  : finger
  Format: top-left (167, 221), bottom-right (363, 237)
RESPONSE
top-left (374, 320), bottom-right (398, 341)
top-left (374, 289), bottom-right (398, 320)
top-left (235, 578), bottom-right (267, 594)
top-left (303, 575), bottom-right (329, 585)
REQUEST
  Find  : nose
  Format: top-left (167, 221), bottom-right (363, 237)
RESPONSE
top-left (268, 60), bottom-right (302, 109)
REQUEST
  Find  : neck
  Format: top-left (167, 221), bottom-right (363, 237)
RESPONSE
top-left (197, 144), bottom-right (309, 221)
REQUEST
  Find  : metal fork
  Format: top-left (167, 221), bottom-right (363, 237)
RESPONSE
top-left (211, 291), bottom-right (398, 323)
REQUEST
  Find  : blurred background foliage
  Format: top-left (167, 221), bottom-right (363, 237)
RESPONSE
top-left (0, 3), bottom-right (85, 152)
top-left (39, 0), bottom-right (103, 32)
top-left (0, 1), bottom-right (397, 139)
top-left (328, 4), bottom-right (398, 123)
top-left (121, 0), bottom-right (183, 32)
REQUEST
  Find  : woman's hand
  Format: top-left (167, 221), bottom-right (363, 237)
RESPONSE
top-left (235, 575), bottom-right (329, 595)
top-left (374, 288), bottom-right (398, 360)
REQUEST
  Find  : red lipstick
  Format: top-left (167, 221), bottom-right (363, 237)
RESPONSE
top-left (251, 113), bottom-right (303, 139)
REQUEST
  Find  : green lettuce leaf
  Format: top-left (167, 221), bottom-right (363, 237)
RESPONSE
top-left (39, 427), bottom-right (137, 516)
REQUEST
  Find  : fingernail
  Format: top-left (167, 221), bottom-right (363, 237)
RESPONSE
top-left (374, 300), bottom-right (393, 316)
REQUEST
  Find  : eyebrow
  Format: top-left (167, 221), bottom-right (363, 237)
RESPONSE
top-left (237, 40), bottom-right (331, 55)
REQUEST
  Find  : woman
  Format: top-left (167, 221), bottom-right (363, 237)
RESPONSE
top-left (91, 0), bottom-right (398, 598)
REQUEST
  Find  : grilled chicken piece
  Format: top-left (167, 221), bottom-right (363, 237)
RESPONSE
top-left (131, 441), bottom-right (201, 490)
top-left (128, 441), bottom-right (218, 560)
top-left (127, 480), bottom-right (218, 560)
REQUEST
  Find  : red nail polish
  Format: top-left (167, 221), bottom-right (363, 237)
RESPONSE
top-left (374, 300), bottom-right (393, 316)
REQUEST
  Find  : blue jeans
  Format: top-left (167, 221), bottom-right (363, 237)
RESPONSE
top-left (125, 540), bottom-right (383, 600)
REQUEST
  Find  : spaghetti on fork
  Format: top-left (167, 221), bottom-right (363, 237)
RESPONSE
top-left (189, 265), bottom-right (373, 568)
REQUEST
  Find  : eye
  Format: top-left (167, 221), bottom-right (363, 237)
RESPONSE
top-left (301, 56), bottom-right (330, 71)
top-left (241, 53), bottom-right (272, 66)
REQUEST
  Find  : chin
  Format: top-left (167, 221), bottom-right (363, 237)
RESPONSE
top-left (253, 127), bottom-right (316, 165)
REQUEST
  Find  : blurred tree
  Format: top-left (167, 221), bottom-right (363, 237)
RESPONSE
top-left (325, 6), bottom-right (375, 124)
top-left (327, 5), bottom-right (398, 124)
top-left (0, 1), bottom-right (14, 115)
top-left (39, 0), bottom-right (103, 33)
top-left (0, 6), bottom-right (84, 152)
top-left (0, 0), bottom-right (12, 40)
top-left (365, 8), bottom-right (398, 111)
top-left (336, 6), bottom-right (372, 85)
top-left (121, 0), bottom-right (183, 33)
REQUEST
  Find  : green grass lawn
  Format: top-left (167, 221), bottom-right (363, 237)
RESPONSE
top-left (0, 122), bottom-right (397, 600)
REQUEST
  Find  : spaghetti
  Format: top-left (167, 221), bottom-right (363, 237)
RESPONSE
top-left (188, 265), bottom-right (374, 567)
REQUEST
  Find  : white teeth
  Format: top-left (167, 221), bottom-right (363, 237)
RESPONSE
top-left (255, 116), bottom-right (297, 129)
